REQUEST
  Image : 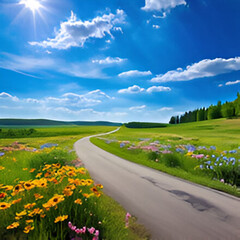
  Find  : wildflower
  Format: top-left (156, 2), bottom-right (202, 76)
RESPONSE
top-left (35, 173), bottom-right (42, 178)
top-left (12, 184), bottom-right (24, 195)
top-left (29, 168), bottom-right (36, 173)
top-left (0, 192), bottom-right (6, 199)
top-left (24, 203), bottom-right (36, 209)
top-left (125, 212), bottom-right (131, 228)
top-left (24, 182), bottom-right (35, 190)
top-left (0, 166), bottom-right (5, 170)
top-left (88, 227), bottom-right (95, 234)
top-left (26, 219), bottom-right (34, 224)
top-left (12, 198), bottom-right (22, 205)
top-left (43, 194), bottom-right (64, 208)
top-left (63, 189), bottom-right (73, 197)
top-left (23, 168), bottom-right (28, 171)
top-left (23, 225), bottom-right (34, 234)
top-left (28, 208), bottom-right (44, 217)
top-left (52, 163), bottom-right (61, 168)
top-left (1, 185), bottom-right (13, 191)
top-left (34, 193), bottom-right (44, 200)
top-left (0, 202), bottom-right (11, 210)
top-left (13, 157), bottom-right (16, 162)
top-left (96, 184), bottom-right (103, 189)
top-left (6, 222), bottom-right (19, 229)
top-left (74, 199), bottom-right (82, 205)
top-left (82, 193), bottom-right (94, 198)
top-left (220, 179), bottom-right (225, 183)
top-left (86, 179), bottom-right (94, 186)
top-left (16, 210), bottom-right (27, 217)
top-left (54, 215), bottom-right (68, 223)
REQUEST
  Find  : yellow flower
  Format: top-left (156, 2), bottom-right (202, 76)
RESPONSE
top-left (29, 168), bottom-right (36, 173)
top-left (76, 168), bottom-right (86, 174)
top-left (43, 194), bottom-right (64, 208)
top-left (23, 168), bottom-right (28, 171)
top-left (52, 163), bottom-right (61, 168)
top-left (67, 171), bottom-right (76, 177)
top-left (6, 222), bottom-right (19, 229)
top-left (42, 164), bottom-right (51, 171)
top-left (90, 187), bottom-right (101, 197)
top-left (85, 179), bottom-right (94, 186)
top-left (0, 166), bottom-right (5, 170)
top-left (63, 189), bottom-right (73, 197)
top-left (35, 172), bottom-right (42, 178)
top-left (26, 219), bottom-right (34, 224)
top-left (96, 184), bottom-right (103, 189)
top-left (16, 210), bottom-right (27, 217)
top-left (34, 193), bottom-right (43, 200)
top-left (0, 202), bottom-right (11, 210)
top-left (1, 185), bottom-right (13, 191)
top-left (54, 215), bottom-right (68, 223)
top-left (12, 198), bottom-right (22, 205)
top-left (28, 208), bottom-right (44, 217)
top-left (24, 203), bottom-right (36, 209)
top-left (23, 225), bottom-right (34, 234)
top-left (12, 157), bottom-right (16, 162)
top-left (82, 193), bottom-right (94, 198)
top-left (12, 184), bottom-right (24, 196)
top-left (186, 152), bottom-right (193, 156)
top-left (74, 199), bottom-right (82, 205)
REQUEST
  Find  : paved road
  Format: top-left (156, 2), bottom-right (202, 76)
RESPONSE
top-left (74, 130), bottom-right (240, 240)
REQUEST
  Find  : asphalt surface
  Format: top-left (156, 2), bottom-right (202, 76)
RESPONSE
top-left (74, 129), bottom-right (240, 240)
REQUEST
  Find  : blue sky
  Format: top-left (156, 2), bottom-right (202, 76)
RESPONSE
top-left (0, 0), bottom-right (240, 123)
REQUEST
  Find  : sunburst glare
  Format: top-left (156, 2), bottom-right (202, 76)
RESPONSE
top-left (19, 0), bottom-right (42, 13)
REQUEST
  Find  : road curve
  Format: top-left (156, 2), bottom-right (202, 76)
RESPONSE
top-left (74, 130), bottom-right (240, 240)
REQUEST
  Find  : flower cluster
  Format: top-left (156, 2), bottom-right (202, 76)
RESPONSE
top-left (68, 221), bottom-right (100, 240)
top-left (0, 162), bottom-right (103, 236)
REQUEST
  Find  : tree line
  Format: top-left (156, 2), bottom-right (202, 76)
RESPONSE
top-left (169, 92), bottom-right (240, 124)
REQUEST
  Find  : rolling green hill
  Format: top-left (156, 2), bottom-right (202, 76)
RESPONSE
top-left (0, 118), bottom-right (122, 127)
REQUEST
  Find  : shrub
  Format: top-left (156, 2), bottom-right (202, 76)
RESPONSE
top-left (162, 153), bottom-right (182, 168)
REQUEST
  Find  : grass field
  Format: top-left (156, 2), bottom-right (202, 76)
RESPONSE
top-left (0, 126), bottom-right (149, 240)
top-left (91, 118), bottom-right (240, 197)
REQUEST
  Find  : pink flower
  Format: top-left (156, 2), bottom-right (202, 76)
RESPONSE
top-left (82, 226), bottom-right (86, 233)
top-left (75, 228), bottom-right (83, 234)
top-left (220, 179), bottom-right (224, 183)
top-left (125, 212), bottom-right (131, 227)
top-left (88, 227), bottom-right (95, 234)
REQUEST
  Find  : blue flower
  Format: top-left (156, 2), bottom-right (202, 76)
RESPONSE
top-left (210, 146), bottom-right (216, 150)
top-left (211, 155), bottom-right (216, 158)
top-left (0, 152), bottom-right (4, 157)
top-left (222, 156), bottom-right (228, 161)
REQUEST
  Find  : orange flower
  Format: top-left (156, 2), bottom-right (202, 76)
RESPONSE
top-left (23, 225), bottom-right (34, 234)
top-left (35, 173), bottom-right (42, 178)
top-left (86, 179), bottom-right (94, 186)
top-left (12, 198), bottom-right (22, 205)
top-left (0, 192), bottom-right (6, 199)
top-left (67, 171), bottom-right (76, 177)
top-left (96, 184), bottom-right (103, 189)
top-left (52, 163), bottom-right (61, 168)
top-left (0, 202), bottom-right (11, 210)
top-left (54, 215), bottom-right (68, 223)
top-left (63, 189), bottom-right (73, 197)
top-left (43, 194), bottom-right (64, 208)
top-left (28, 208), bottom-right (44, 217)
top-left (34, 193), bottom-right (43, 200)
top-left (29, 168), bottom-right (36, 173)
top-left (0, 166), bottom-right (5, 170)
top-left (74, 199), bottom-right (82, 205)
top-left (23, 168), bottom-right (28, 171)
top-left (26, 219), bottom-right (34, 224)
top-left (6, 222), bottom-right (19, 229)
top-left (24, 203), bottom-right (36, 209)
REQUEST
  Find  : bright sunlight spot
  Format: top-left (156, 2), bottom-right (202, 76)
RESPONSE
top-left (19, 0), bottom-right (42, 12)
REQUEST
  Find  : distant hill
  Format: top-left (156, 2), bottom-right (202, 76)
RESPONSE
top-left (0, 119), bottom-right (122, 127)
top-left (125, 122), bottom-right (167, 128)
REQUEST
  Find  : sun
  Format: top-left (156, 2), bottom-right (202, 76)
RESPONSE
top-left (19, 0), bottom-right (42, 12)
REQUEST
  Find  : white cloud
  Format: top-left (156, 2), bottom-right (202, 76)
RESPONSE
top-left (158, 107), bottom-right (173, 111)
top-left (153, 24), bottom-right (160, 29)
top-left (225, 80), bottom-right (240, 85)
top-left (142, 0), bottom-right (186, 11)
top-left (146, 86), bottom-right (171, 93)
top-left (92, 57), bottom-right (127, 64)
top-left (29, 9), bottom-right (126, 50)
top-left (218, 84), bottom-right (223, 87)
top-left (0, 53), bottom-right (106, 79)
top-left (118, 70), bottom-right (152, 78)
top-left (118, 85), bottom-right (145, 94)
top-left (151, 57), bottom-right (240, 83)
top-left (153, 13), bottom-right (167, 18)
top-left (129, 105), bottom-right (146, 111)
top-left (0, 92), bottom-right (19, 101)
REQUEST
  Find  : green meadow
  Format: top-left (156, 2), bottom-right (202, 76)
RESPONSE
top-left (91, 118), bottom-right (240, 197)
top-left (0, 125), bottom-right (149, 240)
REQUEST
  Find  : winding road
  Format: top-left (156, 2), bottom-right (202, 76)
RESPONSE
top-left (74, 129), bottom-right (240, 240)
